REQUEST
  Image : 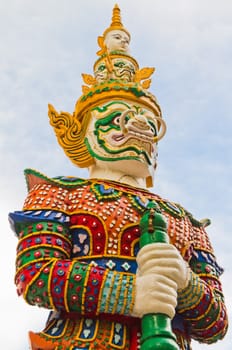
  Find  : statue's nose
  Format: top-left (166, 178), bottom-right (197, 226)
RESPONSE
top-left (133, 114), bottom-right (149, 128)
top-left (128, 114), bottom-right (152, 133)
top-left (120, 110), bottom-right (152, 135)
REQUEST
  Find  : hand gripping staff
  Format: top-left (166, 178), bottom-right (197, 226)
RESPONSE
top-left (139, 203), bottom-right (179, 350)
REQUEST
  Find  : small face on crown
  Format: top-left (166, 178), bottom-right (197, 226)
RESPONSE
top-left (94, 57), bottom-right (136, 83)
top-left (84, 100), bottom-right (159, 178)
top-left (104, 30), bottom-right (130, 53)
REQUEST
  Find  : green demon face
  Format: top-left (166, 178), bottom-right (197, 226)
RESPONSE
top-left (85, 101), bottom-right (160, 178)
top-left (94, 58), bottom-right (136, 83)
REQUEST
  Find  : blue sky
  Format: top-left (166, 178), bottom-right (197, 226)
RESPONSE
top-left (0, 0), bottom-right (231, 348)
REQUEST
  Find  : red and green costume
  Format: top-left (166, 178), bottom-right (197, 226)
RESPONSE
top-left (9, 169), bottom-right (228, 350)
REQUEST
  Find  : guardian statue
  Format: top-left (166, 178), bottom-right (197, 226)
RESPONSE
top-left (9, 5), bottom-right (228, 350)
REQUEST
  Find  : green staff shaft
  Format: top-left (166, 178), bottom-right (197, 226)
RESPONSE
top-left (139, 205), bottom-right (179, 350)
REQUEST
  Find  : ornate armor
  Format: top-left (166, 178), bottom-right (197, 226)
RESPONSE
top-left (9, 169), bottom-right (227, 349)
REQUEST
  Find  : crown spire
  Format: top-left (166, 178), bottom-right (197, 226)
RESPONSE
top-left (103, 4), bottom-right (130, 39)
top-left (111, 4), bottom-right (122, 28)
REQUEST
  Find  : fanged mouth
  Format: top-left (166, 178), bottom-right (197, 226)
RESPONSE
top-left (110, 132), bottom-right (153, 155)
top-left (112, 131), bottom-right (153, 143)
top-left (114, 69), bottom-right (134, 81)
top-left (112, 134), bottom-right (125, 142)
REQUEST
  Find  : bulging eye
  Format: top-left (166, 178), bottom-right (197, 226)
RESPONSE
top-left (113, 114), bottom-right (121, 125)
top-left (98, 64), bottom-right (106, 72)
top-left (114, 61), bottom-right (125, 68)
top-left (113, 113), bottom-right (130, 126)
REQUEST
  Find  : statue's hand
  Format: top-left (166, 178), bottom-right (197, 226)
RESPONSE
top-left (132, 273), bottom-right (178, 319)
top-left (136, 243), bottom-right (190, 290)
top-left (132, 243), bottom-right (191, 319)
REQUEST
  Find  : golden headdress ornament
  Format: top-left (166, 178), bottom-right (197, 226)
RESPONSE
top-left (48, 4), bottom-right (166, 169)
top-left (103, 4), bottom-right (130, 39)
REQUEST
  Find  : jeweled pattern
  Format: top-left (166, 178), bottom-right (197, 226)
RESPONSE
top-left (9, 169), bottom-right (228, 349)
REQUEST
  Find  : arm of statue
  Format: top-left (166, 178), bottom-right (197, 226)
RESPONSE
top-left (10, 193), bottom-right (136, 318)
top-left (176, 224), bottom-right (228, 344)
